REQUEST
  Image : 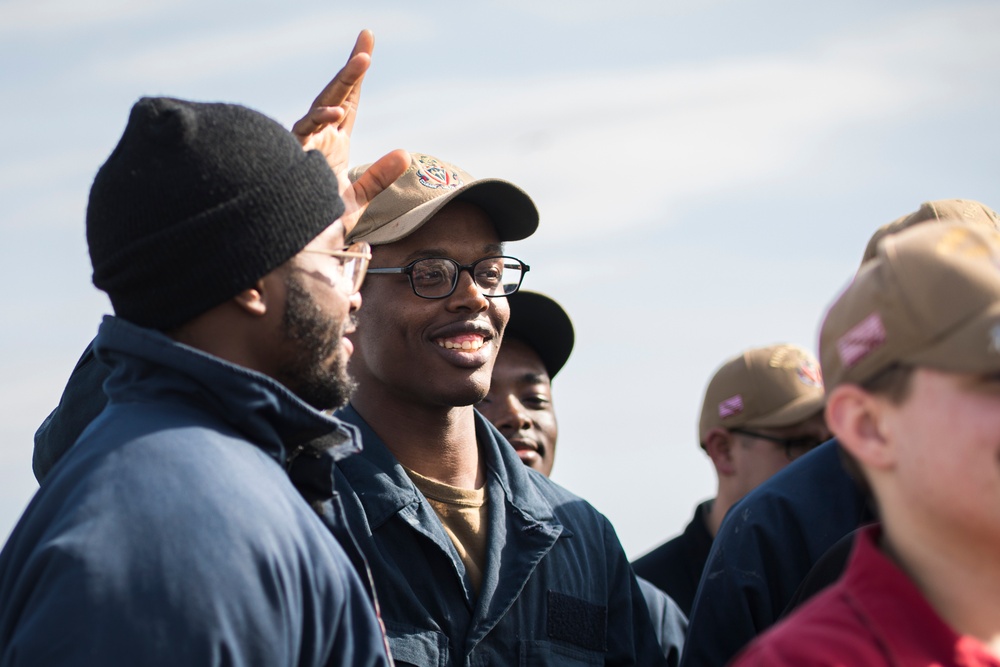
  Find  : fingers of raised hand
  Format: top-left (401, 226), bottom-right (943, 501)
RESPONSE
top-left (350, 149), bottom-right (411, 208)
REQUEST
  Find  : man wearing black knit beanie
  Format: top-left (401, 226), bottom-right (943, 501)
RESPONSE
top-left (0, 31), bottom-right (408, 666)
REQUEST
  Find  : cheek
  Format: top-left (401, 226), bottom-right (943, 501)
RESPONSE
top-left (351, 301), bottom-right (401, 372)
top-left (533, 410), bottom-right (559, 440)
top-left (896, 410), bottom-right (991, 489)
top-left (355, 286), bottom-right (407, 343)
top-left (745, 449), bottom-right (790, 486)
top-left (493, 301), bottom-right (510, 337)
top-left (475, 399), bottom-right (500, 423)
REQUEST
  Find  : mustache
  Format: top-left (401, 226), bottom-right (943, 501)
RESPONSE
top-left (344, 313), bottom-right (358, 336)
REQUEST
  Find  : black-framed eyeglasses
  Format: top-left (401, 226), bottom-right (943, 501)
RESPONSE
top-left (366, 256), bottom-right (530, 300)
top-left (730, 428), bottom-right (826, 461)
top-left (300, 241), bottom-right (372, 294)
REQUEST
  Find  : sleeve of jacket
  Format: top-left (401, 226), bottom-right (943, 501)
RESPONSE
top-left (1, 450), bottom-right (392, 667)
top-left (679, 505), bottom-right (797, 667)
top-left (636, 577), bottom-right (687, 667)
top-left (1, 536), bottom-right (389, 667)
top-left (601, 514), bottom-right (671, 667)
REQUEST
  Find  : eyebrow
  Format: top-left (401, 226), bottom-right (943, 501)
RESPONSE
top-left (518, 372), bottom-right (551, 385)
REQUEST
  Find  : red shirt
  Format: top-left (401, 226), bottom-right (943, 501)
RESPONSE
top-left (730, 524), bottom-right (1000, 667)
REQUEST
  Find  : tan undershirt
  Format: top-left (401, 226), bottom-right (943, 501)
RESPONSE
top-left (404, 466), bottom-right (488, 595)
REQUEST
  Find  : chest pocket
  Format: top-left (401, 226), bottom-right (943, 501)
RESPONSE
top-left (515, 590), bottom-right (607, 665)
top-left (387, 628), bottom-right (449, 667)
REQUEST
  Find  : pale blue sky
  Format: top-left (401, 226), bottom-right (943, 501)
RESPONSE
top-left (2, 0), bottom-right (998, 556)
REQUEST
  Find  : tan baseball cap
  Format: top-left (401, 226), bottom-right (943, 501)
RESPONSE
top-left (346, 152), bottom-right (539, 245)
top-left (822, 222), bottom-right (1000, 391)
top-left (860, 198), bottom-right (1000, 265)
top-left (698, 344), bottom-right (825, 445)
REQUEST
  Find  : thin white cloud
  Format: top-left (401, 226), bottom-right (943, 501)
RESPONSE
top-left (9, 3), bottom-right (998, 244)
top-left (0, 0), bottom-right (165, 35)
top-left (350, 3), bottom-right (1000, 245)
top-left (495, 0), bottom-right (730, 22)
top-left (82, 12), bottom-right (434, 87)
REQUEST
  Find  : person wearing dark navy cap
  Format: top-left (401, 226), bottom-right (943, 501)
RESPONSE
top-left (477, 291), bottom-right (574, 476)
top-left (479, 291), bottom-right (689, 665)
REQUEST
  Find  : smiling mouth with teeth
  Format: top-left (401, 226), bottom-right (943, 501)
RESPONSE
top-left (437, 335), bottom-right (486, 351)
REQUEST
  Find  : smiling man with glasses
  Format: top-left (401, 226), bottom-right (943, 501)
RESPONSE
top-left (633, 343), bottom-right (830, 616)
top-left (329, 152), bottom-right (668, 666)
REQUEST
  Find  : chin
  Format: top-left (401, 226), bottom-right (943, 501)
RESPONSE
top-left (435, 381), bottom-right (491, 408)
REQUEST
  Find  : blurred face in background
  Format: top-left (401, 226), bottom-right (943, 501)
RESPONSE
top-left (479, 338), bottom-right (558, 476)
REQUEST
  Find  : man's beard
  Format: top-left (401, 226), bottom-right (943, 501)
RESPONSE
top-left (276, 274), bottom-right (356, 411)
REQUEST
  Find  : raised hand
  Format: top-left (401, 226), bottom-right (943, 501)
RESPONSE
top-left (291, 29), bottom-right (409, 234)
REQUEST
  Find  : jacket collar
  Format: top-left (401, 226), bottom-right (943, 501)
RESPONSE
top-left (95, 315), bottom-right (362, 469)
top-left (334, 404), bottom-right (561, 529)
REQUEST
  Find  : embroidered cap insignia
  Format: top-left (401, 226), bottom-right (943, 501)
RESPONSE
top-left (414, 154), bottom-right (463, 190)
top-left (797, 359), bottom-right (823, 387)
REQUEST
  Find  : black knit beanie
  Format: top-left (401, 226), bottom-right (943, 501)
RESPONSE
top-left (87, 96), bottom-right (345, 330)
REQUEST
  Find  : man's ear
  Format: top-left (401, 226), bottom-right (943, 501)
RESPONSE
top-left (232, 277), bottom-right (272, 317)
top-left (704, 428), bottom-right (737, 477)
top-left (825, 385), bottom-right (894, 472)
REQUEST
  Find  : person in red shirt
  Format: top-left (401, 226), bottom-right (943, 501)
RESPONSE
top-left (731, 220), bottom-right (1000, 666)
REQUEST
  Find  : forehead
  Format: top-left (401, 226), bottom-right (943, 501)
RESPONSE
top-left (372, 200), bottom-right (502, 264)
top-left (494, 338), bottom-right (550, 382)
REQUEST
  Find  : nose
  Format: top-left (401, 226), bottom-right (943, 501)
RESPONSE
top-left (495, 395), bottom-right (531, 433)
top-left (446, 269), bottom-right (489, 311)
top-left (349, 289), bottom-right (362, 314)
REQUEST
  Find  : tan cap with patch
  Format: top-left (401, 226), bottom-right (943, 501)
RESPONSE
top-left (698, 344), bottom-right (825, 445)
top-left (860, 198), bottom-right (1000, 265)
top-left (346, 152), bottom-right (539, 246)
top-left (822, 222), bottom-right (1000, 390)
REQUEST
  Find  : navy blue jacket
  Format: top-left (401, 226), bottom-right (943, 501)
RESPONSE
top-left (632, 499), bottom-right (714, 616)
top-left (1, 317), bottom-right (391, 666)
top-left (333, 405), bottom-right (669, 666)
top-left (636, 577), bottom-right (687, 666)
top-left (679, 439), bottom-right (872, 667)
top-left (32, 340), bottom-right (105, 482)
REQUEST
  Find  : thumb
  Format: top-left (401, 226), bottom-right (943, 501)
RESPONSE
top-left (348, 149), bottom-right (411, 227)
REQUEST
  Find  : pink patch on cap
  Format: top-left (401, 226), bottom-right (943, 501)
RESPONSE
top-left (719, 394), bottom-right (744, 419)
top-left (837, 312), bottom-right (887, 368)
